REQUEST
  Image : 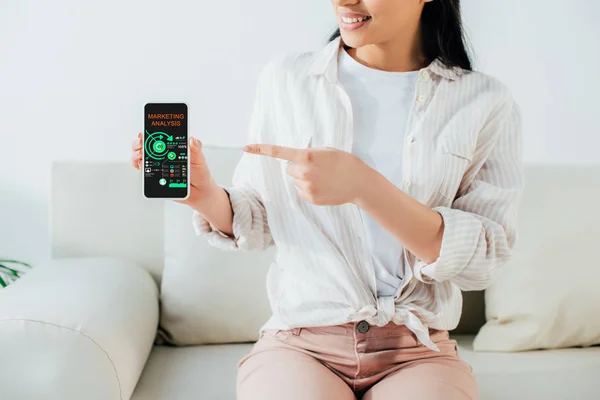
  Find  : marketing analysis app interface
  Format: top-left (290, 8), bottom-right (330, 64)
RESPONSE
top-left (143, 103), bottom-right (188, 198)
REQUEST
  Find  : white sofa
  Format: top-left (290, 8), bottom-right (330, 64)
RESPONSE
top-left (1, 146), bottom-right (599, 400)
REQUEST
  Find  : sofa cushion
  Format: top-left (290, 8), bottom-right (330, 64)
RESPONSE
top-left (474, 166), bottom-right (600, 352)
top-left (457, 336), bottom-right (600, 399)
top-left (131, 336), bottom-right (600, 400)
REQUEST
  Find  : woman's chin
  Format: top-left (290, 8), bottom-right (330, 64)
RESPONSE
top-left (340, 34), bottom-right (370, 50)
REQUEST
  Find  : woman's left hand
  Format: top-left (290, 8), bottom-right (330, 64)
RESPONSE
top-left (243, 143), bottom-right (371, 206)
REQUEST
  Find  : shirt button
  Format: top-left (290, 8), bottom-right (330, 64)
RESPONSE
top-left (407, 134), bottom-right (415, 143)
top-left (357, 320), bottom-right (370, 333)
top-left (417, 94), bottom-right (426, 103)
top-left (404, 180), bottom-right (412, 189)
top-left (420, 70), bottom-right (430, 80)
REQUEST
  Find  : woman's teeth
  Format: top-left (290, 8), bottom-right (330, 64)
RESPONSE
top-left (341, 15), bottom-right (372, 24)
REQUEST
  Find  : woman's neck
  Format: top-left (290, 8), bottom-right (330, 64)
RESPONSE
top-left (345, 25), bottom-right (429, 73)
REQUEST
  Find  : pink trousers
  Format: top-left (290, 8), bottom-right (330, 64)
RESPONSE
top-left (237, 321), bottom-right (479, 400)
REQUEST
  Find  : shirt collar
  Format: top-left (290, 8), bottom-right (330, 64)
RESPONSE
top-left (305, 35), bottom-right (465, 83)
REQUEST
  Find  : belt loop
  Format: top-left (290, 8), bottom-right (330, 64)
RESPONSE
top-left (292, 327), bottom-right (303, 336)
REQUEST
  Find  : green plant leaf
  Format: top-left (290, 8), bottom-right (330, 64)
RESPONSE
top-left (0, 264), bottom-right (20, 277)
top-left (0, 259), bottom-right (32, 268)
top-left (0, 275), bottom-right (7, 288)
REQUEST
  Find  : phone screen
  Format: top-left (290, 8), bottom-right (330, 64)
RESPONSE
top-left (143, 103), bottom-right (189, 199)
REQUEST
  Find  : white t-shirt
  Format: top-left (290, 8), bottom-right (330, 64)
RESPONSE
top-left (338, 46), bottom-right (419, 297)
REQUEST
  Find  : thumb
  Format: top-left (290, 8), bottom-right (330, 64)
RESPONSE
top-left (189, 136), bottom-right (206, 164)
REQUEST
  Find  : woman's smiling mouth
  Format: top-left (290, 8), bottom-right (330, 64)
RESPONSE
top-left (339, 15), bottom-right (372, 30)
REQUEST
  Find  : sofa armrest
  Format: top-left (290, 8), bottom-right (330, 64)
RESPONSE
top-left (0, 257), bottom-right (159, 400)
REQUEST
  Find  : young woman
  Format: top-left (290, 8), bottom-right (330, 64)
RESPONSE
top-left (132, 1), bottom-right (523, 399)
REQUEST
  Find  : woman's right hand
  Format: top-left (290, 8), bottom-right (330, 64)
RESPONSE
top-left (131, 132), bottom-right (219, 208)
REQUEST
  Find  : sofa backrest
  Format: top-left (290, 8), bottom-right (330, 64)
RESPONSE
top-left (50, 147), bottom-right (598, 335)
top-left (50, 161), bottom-right (165, 282)
top-left (50, 146), bottom-right (242, 285)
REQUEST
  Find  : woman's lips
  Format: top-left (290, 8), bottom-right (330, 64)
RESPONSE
top-left (339, 15), bottom-right (372, 31)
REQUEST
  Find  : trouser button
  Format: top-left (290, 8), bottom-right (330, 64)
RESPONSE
top-left (357, 320), bottom-right (370, 333)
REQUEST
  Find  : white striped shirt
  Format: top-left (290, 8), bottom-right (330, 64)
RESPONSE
top-left (193, 35), bottom-right (524, 352)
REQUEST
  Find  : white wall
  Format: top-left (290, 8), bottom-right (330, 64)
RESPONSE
top-left (1, 0), bottom-right (598, 266)
top-left (462, 0), bottom-right (600, 164)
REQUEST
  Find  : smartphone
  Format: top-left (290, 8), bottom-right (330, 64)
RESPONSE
top-left (142, 103), bottom-right (190, 200)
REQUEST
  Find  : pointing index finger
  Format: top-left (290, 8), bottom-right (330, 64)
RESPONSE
top-left (243, 144), bottom-right (302, 162)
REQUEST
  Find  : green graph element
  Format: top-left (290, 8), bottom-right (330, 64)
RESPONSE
top-left (145, 130), bottom-right (170, 160)
top-left (153, 141), bottom-right (166, 153)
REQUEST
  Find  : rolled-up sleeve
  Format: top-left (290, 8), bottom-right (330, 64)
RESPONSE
top-left (192, 61), bottom-right (276, 252)
top-left (411, 95), bottom-right (524, 291)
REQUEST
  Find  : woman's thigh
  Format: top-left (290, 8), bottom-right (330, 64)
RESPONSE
top-left (361, 357), bottom-right (479, 400)
top-left (237, 333), bottom-right (356, 400)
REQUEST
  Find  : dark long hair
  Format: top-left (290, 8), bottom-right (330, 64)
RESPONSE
top-left (328, 0), bottom-right (473, 72)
